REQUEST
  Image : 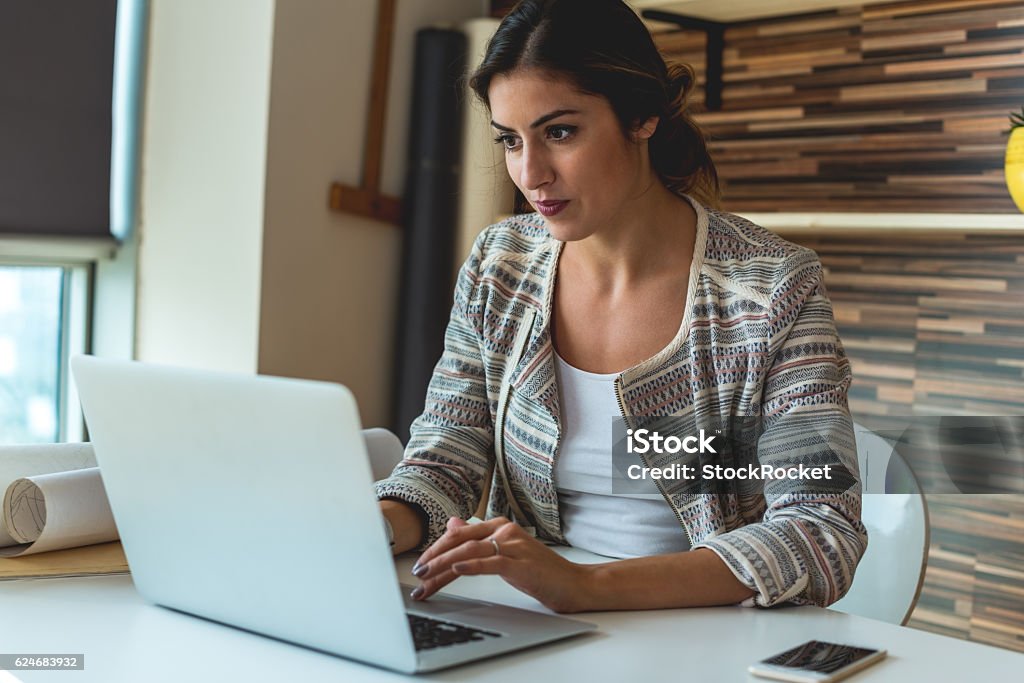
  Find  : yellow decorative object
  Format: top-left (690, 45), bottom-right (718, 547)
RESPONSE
top-left (1007, 110), bottom-right (1024, 213)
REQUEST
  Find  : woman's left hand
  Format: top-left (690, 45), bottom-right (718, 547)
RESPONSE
top-left (409, 516), bottom-right (591, 613)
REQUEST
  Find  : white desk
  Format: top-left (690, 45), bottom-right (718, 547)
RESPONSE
top-left (1, 548), bottom-right (1021, 682)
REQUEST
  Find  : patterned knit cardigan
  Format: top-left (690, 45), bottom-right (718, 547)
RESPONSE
top-left (376, 198), bottom-right (868, 608)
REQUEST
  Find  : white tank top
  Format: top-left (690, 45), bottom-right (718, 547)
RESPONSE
top-left (552, 352), bottom-right (691, 558)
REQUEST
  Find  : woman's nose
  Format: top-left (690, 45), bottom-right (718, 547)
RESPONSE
top-left (519, 144), bottom-right (554, 191)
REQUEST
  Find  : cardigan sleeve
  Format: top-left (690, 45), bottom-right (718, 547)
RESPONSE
top-left (374, 233), bottom-right (494, 549)
top-left (693, 250), bottom-right (868, 607)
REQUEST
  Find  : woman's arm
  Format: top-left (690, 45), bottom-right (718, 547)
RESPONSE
top-left (579, 548), bottom-right (755, 610)
top-left (692, 251), bottom-right (867, 608)
top-left (409, 516), bottom-right (753, 613)
top-left (374, 232), bottom-right (496, 550)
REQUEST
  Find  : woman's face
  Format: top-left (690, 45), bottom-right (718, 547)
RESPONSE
top-left (488, 69), bottom-right (657, 242)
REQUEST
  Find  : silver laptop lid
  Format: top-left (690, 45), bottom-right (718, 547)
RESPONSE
top-left (72, 356), bottom-right (417, 673)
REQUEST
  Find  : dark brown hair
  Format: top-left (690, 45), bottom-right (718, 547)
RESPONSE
top-left (470, 0), bottom-right (720, 207)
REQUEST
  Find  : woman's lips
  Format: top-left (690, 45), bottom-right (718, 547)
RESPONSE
top-left (535, 200), bottom-right (569, 217)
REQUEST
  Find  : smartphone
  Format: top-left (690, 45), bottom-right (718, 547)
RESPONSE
top-left (748, 640), bottom-right (887, 682)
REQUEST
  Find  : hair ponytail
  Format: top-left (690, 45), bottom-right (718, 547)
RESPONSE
top-left (651, 62), bottom-right (720, 207)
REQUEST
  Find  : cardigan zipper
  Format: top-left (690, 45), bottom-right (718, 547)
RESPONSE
top-left (614, 376), bottom-right (693, 547)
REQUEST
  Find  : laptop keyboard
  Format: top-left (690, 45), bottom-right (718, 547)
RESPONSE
top-left (407, 614), bottom-right (502, 651)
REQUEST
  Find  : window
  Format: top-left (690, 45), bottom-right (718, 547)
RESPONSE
top-left (0, 0), bottom-right (145, 446)
top-left (0, 263), bottom-right (89, 444)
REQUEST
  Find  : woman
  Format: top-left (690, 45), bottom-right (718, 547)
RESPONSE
top-left (377, 0), bottom-right (866, 613)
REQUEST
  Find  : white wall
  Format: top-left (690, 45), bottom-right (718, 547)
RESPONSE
top-left (257, 0), bottom-right (484, 428)
top-left (136, 0), bottom-right (486, 426)
top-left (135, 0), bottom-right (275, 373)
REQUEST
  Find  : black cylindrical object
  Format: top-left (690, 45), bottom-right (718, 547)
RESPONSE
top-left (392, 28), bottom-right (467, 442)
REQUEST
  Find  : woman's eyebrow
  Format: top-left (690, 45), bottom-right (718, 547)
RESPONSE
top-left (491, 109), bottom-right (580, 132)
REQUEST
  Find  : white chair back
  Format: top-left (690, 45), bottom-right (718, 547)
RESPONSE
top-left (829, 423), bottom-right (929, 625)
top-left (363, 428), bottom-right (404, 481)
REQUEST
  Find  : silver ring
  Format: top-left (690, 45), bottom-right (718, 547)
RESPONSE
top-left (490, 538), bottom-right (500, 556)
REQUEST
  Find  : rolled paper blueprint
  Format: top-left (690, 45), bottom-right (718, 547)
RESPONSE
top-left (0, 442), bottom-right (97, 548)
top-left (0, 467), bottom-right (118, 557)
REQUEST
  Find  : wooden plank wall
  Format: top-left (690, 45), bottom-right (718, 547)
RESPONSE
top-left (794, 232), bottom-right (1024, 417)
top-left (660, 9), bottom-right (1024, 649)
top-left (652, 0), bottom-right (1024, 213)
top-left (791, 231), bottom-right (1024, 652)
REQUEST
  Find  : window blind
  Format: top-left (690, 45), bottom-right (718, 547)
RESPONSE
top-left (0, 0), bottom-right (118, 238)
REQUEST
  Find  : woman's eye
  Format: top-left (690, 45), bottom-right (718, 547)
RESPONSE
top-left (548, 125), bottom-right (575, 141)
top-left (493, 134), bottom-right (520, 150)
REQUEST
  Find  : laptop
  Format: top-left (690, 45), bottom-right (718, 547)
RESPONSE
top-left (71, 356), bottom-right (596, 673)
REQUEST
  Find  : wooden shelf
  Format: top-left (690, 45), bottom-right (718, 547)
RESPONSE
top-left (634, 0), bottom-right (903, 23)
top-left (738, 212), bottom-right (1024, 235)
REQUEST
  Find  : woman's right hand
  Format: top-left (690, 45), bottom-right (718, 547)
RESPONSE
top-left (408, 516), bottom-right (592, 613)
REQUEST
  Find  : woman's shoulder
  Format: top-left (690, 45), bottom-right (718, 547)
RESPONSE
top-left (702, 205), bottom-right (817, 264)
top-left (699, 205), bottom-right (823, 297)
top-left (469, 212), bottom-right (557, 269)
top-left (454, 214), bottom-right (557, 311)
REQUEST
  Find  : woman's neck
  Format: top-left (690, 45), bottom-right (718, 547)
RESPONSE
top-left (561, 180), bottom-right (698, 291)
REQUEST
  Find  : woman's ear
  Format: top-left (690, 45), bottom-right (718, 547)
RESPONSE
top-left (633, 116), bottom-right (659, 141)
